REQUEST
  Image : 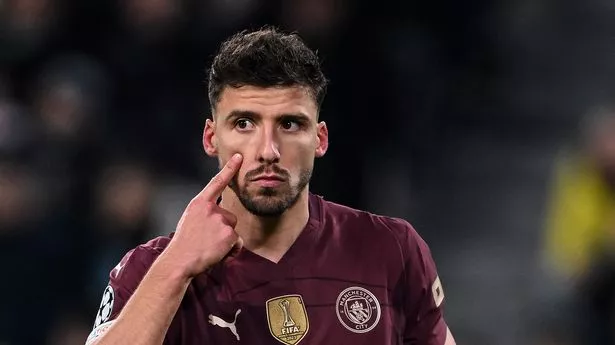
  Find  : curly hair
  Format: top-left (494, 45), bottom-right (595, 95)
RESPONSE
top-left (208, 27), bottom-right (328, 111)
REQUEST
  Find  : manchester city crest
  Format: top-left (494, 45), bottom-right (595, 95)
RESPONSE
top-left (335, 287), bottom-right (381, 333)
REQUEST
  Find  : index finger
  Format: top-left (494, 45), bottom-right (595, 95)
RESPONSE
top-left (198, 153), bottom-right (243, 202)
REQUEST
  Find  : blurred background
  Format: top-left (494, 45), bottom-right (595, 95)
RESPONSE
top-left (2, 0), bottom-right (615, 344)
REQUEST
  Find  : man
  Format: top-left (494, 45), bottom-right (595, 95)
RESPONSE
top-left (86, 27), bottom-right (456, 345)
top-left (538, 107), bottom-right (615, 344)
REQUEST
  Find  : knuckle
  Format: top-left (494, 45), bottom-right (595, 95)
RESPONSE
top-left (212, 212), bottom-right (226, 224)
top-left (222, 226), bottom-right (237, 240)
top-left (211, 210), bottom-right (236, 227)
top-left (209, 175), bottom-right (223, 188)
top-left (221, 210), bottom-right (237, 225)
top-left (188, 196), bottom-right (201, 208)
top-left (202, 201), bottom-right (216, 213)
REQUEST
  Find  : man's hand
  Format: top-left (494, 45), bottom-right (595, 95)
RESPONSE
top-left (166, 153), bottom-right (244, 278)
top-left (84, 156), bottom-right (244, 345)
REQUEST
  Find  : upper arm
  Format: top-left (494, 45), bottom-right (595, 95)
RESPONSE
top-left (389, 219), bottom-right (450, 345)
top-left (85, 246), bottom-right (156, 344)
top-left (95, 247), bottom-right (154, 326)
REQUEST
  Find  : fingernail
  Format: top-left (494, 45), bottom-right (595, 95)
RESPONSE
top-left (232, 153), bottom-right (242, 162)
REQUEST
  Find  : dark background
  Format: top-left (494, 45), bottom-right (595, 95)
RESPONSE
top-left (2, 0), bottom-right (614, 344)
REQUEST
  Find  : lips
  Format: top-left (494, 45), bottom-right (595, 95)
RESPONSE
top-left (251, 174), bottom-right (285, 182)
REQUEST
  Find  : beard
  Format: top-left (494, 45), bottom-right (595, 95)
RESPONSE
top-left (228, 164), bottom-right (312, 217)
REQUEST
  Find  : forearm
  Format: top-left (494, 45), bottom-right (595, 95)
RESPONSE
top-left (444, 327), bottom-right (456, 345)
top-left (91, 252), bottom-right (192, 345)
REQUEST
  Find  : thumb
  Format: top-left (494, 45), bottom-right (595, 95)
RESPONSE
top-left (229, 237), bottom-right (244, 257)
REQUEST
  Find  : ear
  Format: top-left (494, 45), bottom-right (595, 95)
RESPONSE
top-left (315, 121), bottom-right (329, 157)
top-left (203, 118), bottom-right (218, 157)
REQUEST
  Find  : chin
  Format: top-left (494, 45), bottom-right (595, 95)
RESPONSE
top-left (244, 199), bottom-right (289, 217)
top-left (260, 186), bottom-right (292, 197)
top-left (239, 188), bottom-right (301, 217)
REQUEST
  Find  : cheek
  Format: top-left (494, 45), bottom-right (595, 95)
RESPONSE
top-left (283, 140), bottom-right (315, 170)
top-left (217, 134), bottom-right (250, 157)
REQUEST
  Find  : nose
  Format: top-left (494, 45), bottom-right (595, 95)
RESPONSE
top-left (256, 127), bottom-right (280, 164)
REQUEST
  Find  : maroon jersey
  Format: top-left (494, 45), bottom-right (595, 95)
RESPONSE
top-left (89, 193), bottom-right (448, 345)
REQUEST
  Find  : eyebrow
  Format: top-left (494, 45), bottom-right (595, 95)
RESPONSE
top-left (226, 110), bottom-right (259, 122)
top-left (225, 110), bottom-right (312, 123)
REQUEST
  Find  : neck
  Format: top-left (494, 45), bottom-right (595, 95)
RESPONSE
top-left (219, 188), bottom-right (311, 263)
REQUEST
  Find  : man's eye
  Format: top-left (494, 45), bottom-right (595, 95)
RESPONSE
top-left (281, 120), bottom-right (300, 131)
top-left (235, 119), bottom-right (253, 130)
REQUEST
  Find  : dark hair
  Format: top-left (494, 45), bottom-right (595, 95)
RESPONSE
top-left (208, 27), bottom-right (328, 110)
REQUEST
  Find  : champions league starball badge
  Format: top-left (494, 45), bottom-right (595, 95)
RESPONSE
top-left (94, 285), bottom-right (115, 328)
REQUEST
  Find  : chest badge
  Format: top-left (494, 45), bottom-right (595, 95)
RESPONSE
top-left (266, 294), bottom-right (309, 344)
top-left (336, 286), bottom-right (381, 333)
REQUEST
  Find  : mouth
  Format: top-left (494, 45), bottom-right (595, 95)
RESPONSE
top-left (250, 174), bottom-right (285, 187)
top-left (251, 174), bottom-right (285, 182)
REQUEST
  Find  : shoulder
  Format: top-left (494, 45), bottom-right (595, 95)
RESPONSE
top-left (110, 235), bottom-right (173, 284)
top-left (141, 234), bottom-right (173, 254)
top-left (320, 196), bottom-right (426, 258)
top-left (123, 235), bottom-right (171, 265)
top-left (91, 235), bottom-right (174, 330)
top-left (552, 151), bottom-right (595, 184)
top-left (321, 196), bottom-right (416, 234)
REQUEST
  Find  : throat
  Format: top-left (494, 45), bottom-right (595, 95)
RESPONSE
top-left (235, 208), bottom-right (309, 264)
top-left (239, 219), bottom-right (307, 264)
top-left (220, 188), bottom-right (311, 263)
top-left (250, 246), bottom-right (289, 264)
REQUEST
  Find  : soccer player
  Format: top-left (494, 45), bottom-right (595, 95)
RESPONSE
top-left (86, 27), bottom-right (456, 345)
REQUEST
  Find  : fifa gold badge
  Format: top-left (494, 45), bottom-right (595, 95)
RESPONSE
top-left (266, 294), bottom-right (309, 345)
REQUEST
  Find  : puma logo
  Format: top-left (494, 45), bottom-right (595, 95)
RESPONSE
top-left (208, 309), bottom-right (241, 341)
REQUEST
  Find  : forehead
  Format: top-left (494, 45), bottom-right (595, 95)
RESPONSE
top-left (215, 85), bottom-right (317, 119)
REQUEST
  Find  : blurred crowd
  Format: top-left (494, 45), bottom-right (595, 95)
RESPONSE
top-left (537, 108), bottom-right (615, 345)
top-left (0, 0), bottom-right (383, 343)
top-left (3, 0), bottom-right (615, 344)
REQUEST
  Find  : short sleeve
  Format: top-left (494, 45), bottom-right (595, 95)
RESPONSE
top-left (90, 246), bottom-right (157, 329)
top-left (87, 241), bottom-right (178, 345)
top-left (394, 220), bottom-right (448, 345)
top-left (86, 236), bottom-right (184, 344)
